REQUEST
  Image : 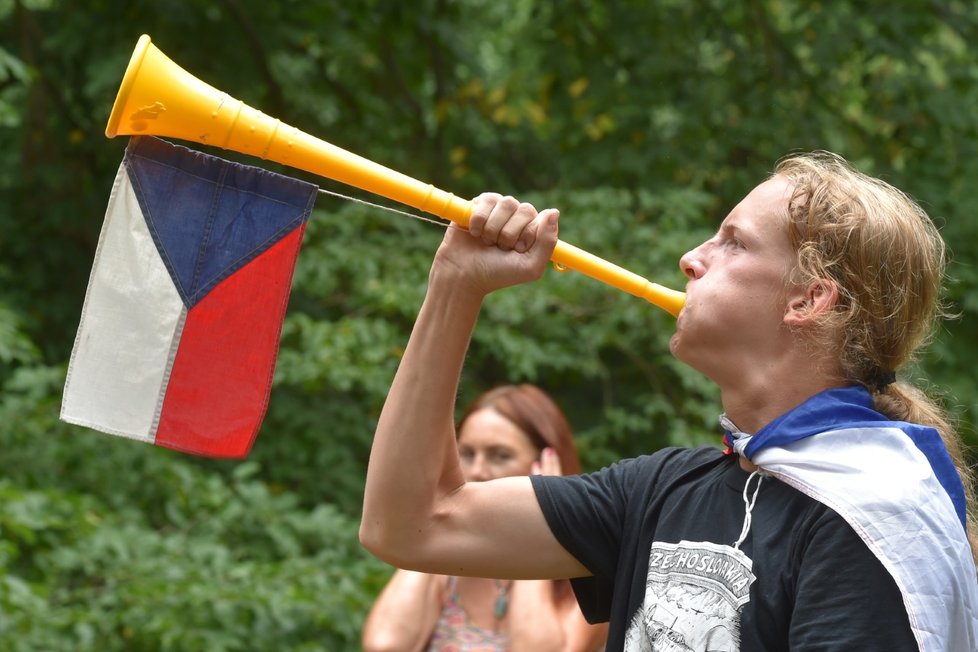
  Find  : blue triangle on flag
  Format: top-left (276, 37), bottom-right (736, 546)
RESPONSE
top-left (124, 136), bottom-right (317, 307)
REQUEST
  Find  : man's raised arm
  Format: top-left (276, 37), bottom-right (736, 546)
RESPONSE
top-left (359, 195), bottom-right (587, 579)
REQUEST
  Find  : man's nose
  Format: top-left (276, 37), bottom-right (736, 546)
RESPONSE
top-left (679, 247), bottom-right (706, 280)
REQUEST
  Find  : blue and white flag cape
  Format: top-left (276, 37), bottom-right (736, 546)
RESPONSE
top-left (723, 385), bottom-right (978, 651)
top-left (62, 136), bottom-right (317, 458)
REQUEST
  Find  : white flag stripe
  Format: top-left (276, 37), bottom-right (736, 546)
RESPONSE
top-left (61, 164), bottom-right (185, 440)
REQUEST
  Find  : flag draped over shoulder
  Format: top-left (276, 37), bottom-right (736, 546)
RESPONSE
top-left (722, 386), bottom-right (978, 652)
top-left (61, 136), bottom-right (318, 458)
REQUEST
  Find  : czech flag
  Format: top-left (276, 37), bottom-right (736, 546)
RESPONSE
top-left (61, 136), bottom-right (317, 458)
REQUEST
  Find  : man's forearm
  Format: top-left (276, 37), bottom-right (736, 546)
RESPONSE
top-left (360, 273), bottom-right (483, 566)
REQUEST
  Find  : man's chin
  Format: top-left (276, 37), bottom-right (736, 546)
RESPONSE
top-left (669, 328), bottom-right (701, 367)
top-left (668, 332), bottom-right (684, 359)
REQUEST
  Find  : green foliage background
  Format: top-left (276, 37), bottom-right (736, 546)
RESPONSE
top-left (2, 1), bottom-right (977, 648)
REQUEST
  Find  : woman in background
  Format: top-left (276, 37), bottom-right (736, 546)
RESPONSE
top-left (362, 384), bottom-right (608, 652)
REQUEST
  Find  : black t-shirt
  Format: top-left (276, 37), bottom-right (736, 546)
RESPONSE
top-left (531, 446), bottom-right (918, 651)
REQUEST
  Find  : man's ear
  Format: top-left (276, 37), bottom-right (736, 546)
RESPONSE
top-left (784, 279), bottom-right (839, 326)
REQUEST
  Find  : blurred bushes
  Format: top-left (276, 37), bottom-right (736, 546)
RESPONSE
top-left (3, 0), bottom-right (978, 647)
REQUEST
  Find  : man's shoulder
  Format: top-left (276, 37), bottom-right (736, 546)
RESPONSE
top-left (580, 445), bottom-right (729, 497)
top-left (625, 444), bottom-right (727, 472)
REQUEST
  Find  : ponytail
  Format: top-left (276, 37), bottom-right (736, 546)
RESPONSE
top-left (875, 382), bottom-right (978, 563)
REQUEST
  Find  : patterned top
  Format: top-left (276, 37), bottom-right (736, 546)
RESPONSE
top-left (427, 576), bottom-right (509, 652)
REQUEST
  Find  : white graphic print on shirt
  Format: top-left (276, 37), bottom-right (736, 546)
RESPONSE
top-left (623, 540), bottom-right (755, 652)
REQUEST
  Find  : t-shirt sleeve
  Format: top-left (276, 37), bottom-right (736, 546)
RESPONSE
top-left (530, 447), bottom-right (720, 624)
top-left (530, 459), bottom-right (636, 623)
top-left (530, 447), bottom-right (716, 577)
top-left (530, 456), bottom-right (640, 578)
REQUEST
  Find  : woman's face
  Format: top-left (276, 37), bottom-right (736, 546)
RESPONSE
top-left (457, 408), bottom-right (540, 482)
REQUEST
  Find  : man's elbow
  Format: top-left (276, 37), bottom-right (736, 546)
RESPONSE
top-left (359, 518), bottom-right (417, 568)
top-left (359, 518), bottom-right (394, 563)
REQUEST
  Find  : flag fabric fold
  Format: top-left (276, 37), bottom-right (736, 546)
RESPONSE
top-left (61, 136), bottom-right (318, 458)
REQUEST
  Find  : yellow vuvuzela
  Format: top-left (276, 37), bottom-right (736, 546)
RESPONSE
top-left (105, 34), bottom-right (686, 317)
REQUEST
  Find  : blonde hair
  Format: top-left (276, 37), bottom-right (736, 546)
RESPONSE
top-left (773, 151), bottom-right (977, 560)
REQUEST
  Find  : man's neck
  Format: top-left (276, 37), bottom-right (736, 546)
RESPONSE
top-left (718, 354), bottom-right (843, 435)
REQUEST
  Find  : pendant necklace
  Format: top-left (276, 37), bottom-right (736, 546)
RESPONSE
top-left (493, 580), bottom-right (512, 619)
